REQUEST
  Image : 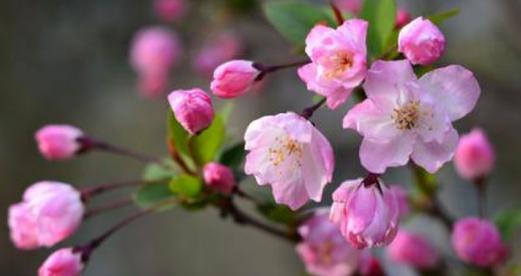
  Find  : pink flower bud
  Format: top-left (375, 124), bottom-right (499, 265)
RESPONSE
top-left (154, 0), bottom-right (187, 23)
top-left (296, 209), bottom-right (359, 276)
top-left (167, 89), bottom-right (214, 134)
top-left (390, 186), bottom-right (410, 219)
top-left (395, 8), bottom-right (412, 28)
top-left (193, 32), bottom-right (243, 76)
top-left (203, 162), bottom-right (236, 195)
top-left (38, 248), bottom-right (83, 276)
top-left (8, 182), bottom-right (84, 249)
top-left (454, 128), bottom-right (495, 181)
top-left (333, 0), bottom-right (362, 15)
top-left (210, 60), bottom-right (260, 99)
top-left (452, 217), bottom-right (507, 267)
top-left (398, 17), bottom-right (445, 65)
top-left (35, 125), bottom-right (84, 161)
top-left (330, 178), bottom-right (400, 249)
top-left (388, 230), bottom-right (439, 269)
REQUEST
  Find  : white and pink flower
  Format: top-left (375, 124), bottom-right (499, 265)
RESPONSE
top-left (35, 125), bottom-right (84, 161)
top-left (344, 60), bottom-right (481, 173)
top-left (244, 112), bottom-right (334, 210)
top-left (38, 248), bottom-right (83, 276)
top-left (298, 19), bottom-right (368, 109)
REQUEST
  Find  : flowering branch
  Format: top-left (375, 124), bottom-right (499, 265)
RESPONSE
top-left (252, 60), bottom-right (310, 81)
top-left (84, 198), bottom-right (134, 219)
top-left (80, 180), bottom-right (143, 200)
top-left (301, 98), bottom-right (327, 120)
top-left (78, 137), bottom-right (163, 164)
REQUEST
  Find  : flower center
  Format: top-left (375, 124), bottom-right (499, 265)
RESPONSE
top-left (318, 240), bottom-right (335, 265)
top-left (392, 100), bottom-right (420, 130)
top-left (268, 137), bottom-right (303, 167)
top-left (323, 51), bottom-right (353, 79)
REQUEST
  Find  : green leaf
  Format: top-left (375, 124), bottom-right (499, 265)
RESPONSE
top-left (169, 174), bottom-right (203, 198)
top-left (190, 115), bottom-right (225, 165)
top-left (167, 111), bottom-right (192, 163)
top-left (219, 143), bottom-right (246, 168)
top-left (142, 163), bottom-right (177, 182)
top-left (134, 180), bottom-right (175, 209)
top-left (428, 8), bottom-right (460, 26)
top-left (361, 0), bottom-right (397, 58)
top-left (495, 209), bottom-right (521, 240)
top-left (263, 1), bottom-right (335, 49)
top-left (257, 203), bottom-right (299, 226)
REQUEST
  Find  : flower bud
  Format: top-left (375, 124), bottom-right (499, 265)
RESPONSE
top-left (8, 182), bottom-right (84, 249)
top-left (38, 248), bottom-right (83, 276)
top-left (35, 125), bottom-right (84, 161)
top-left (210, 60), bottom-right (260, 99)
top-left (330, 178), bottom-right (400, 249)
top-left (154, 0), bottom-right (187, 23)
top-left (398, 17), bottom-right (445, 65)
top-left (203, 162), bottom-right (236, 195)
top-left (454, 128), bottom-right (495, 181)
top-left (388, 230), bottom-right (439, 269)
top-left (395, 8), bottom-right (411, 28)
top-left (452, 217), bottom-right (507, 267)
top-left (167, 88), bottom-right (214, 134)
top-left (390, 185), bottom-right (410, 219)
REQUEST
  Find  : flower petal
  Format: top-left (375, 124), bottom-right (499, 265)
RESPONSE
top-left (359, 135), bottom-right (414, 173)
top-left (343, 99), bottom-right (400, 142)
top-left (412, 127), bottom-right (459, 173)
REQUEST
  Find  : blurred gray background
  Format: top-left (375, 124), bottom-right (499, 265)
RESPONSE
top-left (0, 0), bottom-right (520, 275)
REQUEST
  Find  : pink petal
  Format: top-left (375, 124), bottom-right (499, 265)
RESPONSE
top-left (359, 135), bottom-right (414, 173)
top-left (271, 179), bottom-right (309, 210)
top-left (337, 19), bottom-right (368, 53)
top-left (343, 99), bottom-right (400, 142)
top-left (412, 127), bottom-right (458, 173)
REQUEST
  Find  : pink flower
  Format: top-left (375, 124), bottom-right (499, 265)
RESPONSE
top-left (203, 162), bottom-right (236, 195)
top-left (298, 19), bottom-right (368, 109)
top-left (358, 252), bottom-right (385, 276)
top-left (167, 89), bottom-right (214, 135)
top-left (398, 17), bottom-right (445, 65)
top-left (210, 60), bottom-right (260, 99)
top-left (390, 186), bottom-right (410, 219)
top-left (244, 112), bottom-right (334, 210)
top-left (296, 209), bottom-right (360, 276)
top-left (130, 27), bottom-right (181, 97)
top-left (330, 178), bottom-right (400, 249)
top-left (395, 9), bottom-right (412, 28)
top-left (193, 32), bottom-right (243, 76)
top-left (333, 0), bottom-right (362, 15)
top-left (388, 230), bottom-right (439, 269)
top-left (343, 60), bottom-right (481, 173)
top-left (39, 248), bottom-right (83, 276)
top-left (454, 128), bottom-right (495, 181)
top-left (8, 182), bottom-right (84, 249)
top-left (154, 0), bottom-right (187, 22)
top-left (452, 217), bottom-right (507, 267)
top-left (35, 125), bottom-right (84, 161)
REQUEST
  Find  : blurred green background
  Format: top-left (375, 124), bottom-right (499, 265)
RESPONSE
top-left (0, 0), bottom-right (520, 275)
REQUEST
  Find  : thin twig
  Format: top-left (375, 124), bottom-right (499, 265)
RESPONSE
top-left (84, 198), bottom-right (134, 219)
top-left (330, 2), bottom-right (345, 25)
top-left (301, 98), bottom-right (327, 119)
top-left (78, 137), bottom-right (162, 164)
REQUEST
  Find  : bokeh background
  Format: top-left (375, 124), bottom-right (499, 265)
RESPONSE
top-left (1, 0), bottom-right (520, 275)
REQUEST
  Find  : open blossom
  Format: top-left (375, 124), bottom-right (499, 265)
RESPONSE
top-left (344, 60), bottom-right (481, 173)
top-left (35, 125), bottom-right (84, 161)
top-left (39, 248), bottom-right (83, 276)
top-left (452, 217), bottom-right (507, 267)
top-left (244, 112), bottom-right (334, 210)
top-left (193, 32), bottom-right (243, 76)
top-left (454, 128), bottom-right (495, 181)
top-left (298, 19), bottom-right (368, 109)
top-left (398, 17), bottom-right (445, 65)
top-left (203, 162), bottom-right (236, 195)
top-left (8, 182), bottom-right (84, 249)
top-left (330, 178), bottom-right (400, 249)
top-left (210, 60), bottom-right (260, 99)
top-left (333, 0), bottom-right (362, 15)
top-left (388, 230), bottom-right (439, 269)
top-left (296, 209), bottom-right (359, 276)
top-left (167, 89), bottom-right (214, 135)
top-left (390, 186), bottom-right (410, 218)
top-left (154, 0), bottom-right (187, 22)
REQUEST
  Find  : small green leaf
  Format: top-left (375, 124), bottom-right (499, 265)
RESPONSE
top-left (263, 1), bottom-right (335, 48)
top-left (190, 115), bottom-right (225, 165)
top-left (428, 8), bottom-right (460, 26)
top-left (495, 209), bottom-right (521, 240)
top-left (169, 174), bottom-right (203, 198)
top-left (134, 180), bottom-right (174, 208)
top-left (361, 0), bottom-right (397, 58)
top-left (219, 143), bottom-right (246, 168)
top-left (142, 163), bottom-right (177, 182)
top-left (167, 111), bottom-right (193, 164)
top-left (257, 203), bottom-right (299, 226)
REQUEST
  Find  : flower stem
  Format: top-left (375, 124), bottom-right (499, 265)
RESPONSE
top-left (80, 180), bottom-right (143, 201)
top-left (78, 137), bottom-right (162, 164)
top-left (474, 177), bottom-right (487, 218)
top-left (301, 98), bottom-right (327, 119)
top-left (253, 59), bottom-right (310, 81)
top-left (84, 198), bottom-right (134, 219)
top-left (330, 2), bottom-right (345, 25)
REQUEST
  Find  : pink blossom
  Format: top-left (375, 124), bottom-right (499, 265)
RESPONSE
top-left (343, 60), bottom-right (481, 173)
top-left (454, 128), bottom-right (495, 181)
top-left (452, 217), bottom-right (507, 267)
top-left (244, 112), bottom-right (334, 210)
top-left (154, 0), bottom-right (187, 22)
top-left (167, 89), bottom-right (214, 135)
top-left (210, 60), bottom-right (260, 99)
top-left (388, 230), bottom-right (439, 269)
top-left (39, 248), bottom-right (83, 276)
top-left (35, 125), bottom-right (84, 161)
top-left (398, 17), bottom-right (445, 65)
top-left (203, 162), bottom-right (236, 195)
top-left (330, 178), bottom-right (400, 249)
top-left (333, 0), bottom-right (362, 15)
top-left (193, 32), bottom-right (243, 76)
top-left (298, 19), bottom-right (368, 109)
top-left (390, 186), bottom-right (410, 219)
top-left (395, 9), bottom-right (412, 29)
top-left (358, 252), bottom-right (385, 276)
top-left (8, 182), bottom-right (84, 249)
top-left (296, 209), bottom-right (359, 276)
